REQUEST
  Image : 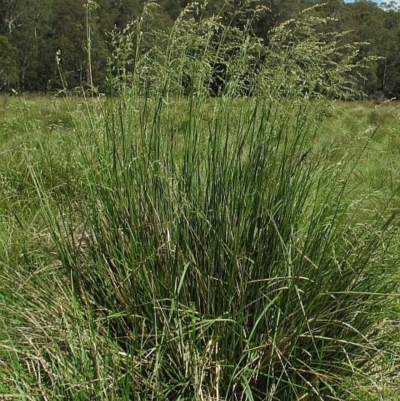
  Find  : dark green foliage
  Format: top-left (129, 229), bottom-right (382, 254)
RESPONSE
top-left (0, 35), bottom-right (18, 90)
top-left (1, 0), bottom-right (400, 96)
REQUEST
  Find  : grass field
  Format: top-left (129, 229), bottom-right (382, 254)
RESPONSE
top-left (2, 7), bottom-right (400, 399)
top-left (0, 94), bottom-right (399, 400)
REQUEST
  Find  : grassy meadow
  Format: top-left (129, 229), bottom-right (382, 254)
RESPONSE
top-left (0, 7), bottom-right (400, 400)
top-left (0, 94), bottom-right (399, 400)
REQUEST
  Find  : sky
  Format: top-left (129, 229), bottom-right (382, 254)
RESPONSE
top-left (343, 0), bottom-right (400, 3)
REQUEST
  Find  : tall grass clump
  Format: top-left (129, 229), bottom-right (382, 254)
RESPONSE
top-left (1, 2), bottom-right (399, 400)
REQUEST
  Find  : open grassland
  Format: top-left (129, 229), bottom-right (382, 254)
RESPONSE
top-left (1, 97), bottom-right (399, 223)
top-left (1, 7), bottom-right (400, 400)
top-left (0, 95), bottom-right (400, 400)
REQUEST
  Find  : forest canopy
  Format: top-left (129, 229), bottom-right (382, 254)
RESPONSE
top-left (1, 0), bottom-right (399, 98)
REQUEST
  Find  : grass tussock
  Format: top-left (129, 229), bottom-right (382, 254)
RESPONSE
top-left (1, 2), bottom-right (400, 400)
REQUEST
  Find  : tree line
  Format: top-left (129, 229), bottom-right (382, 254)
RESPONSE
top-left (1, 0), bottom-right (400, 98)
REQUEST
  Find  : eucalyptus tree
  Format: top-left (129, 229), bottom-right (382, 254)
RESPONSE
top-left (0, 0), bottom-right (52, 91)
top-left (0, 34), bottom-right (18, 90)
top-left (378, 6), bottom-right (400, 97)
